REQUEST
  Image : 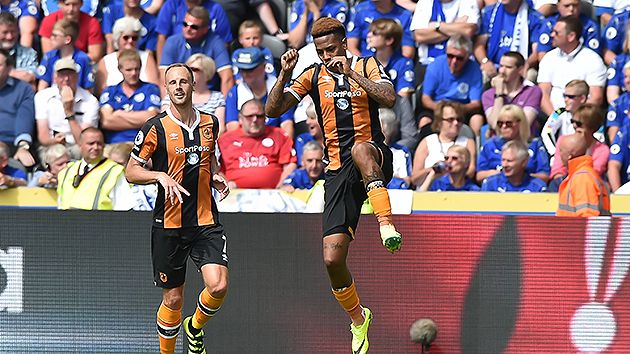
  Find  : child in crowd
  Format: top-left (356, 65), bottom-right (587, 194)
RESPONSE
top-left (36, 19), bottom-right (94, 91)
top-left (232, 20), bottom-right (276, 83)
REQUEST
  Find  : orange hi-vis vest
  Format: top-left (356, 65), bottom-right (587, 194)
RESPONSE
top-left (557, 155), bottom-right (611, 217)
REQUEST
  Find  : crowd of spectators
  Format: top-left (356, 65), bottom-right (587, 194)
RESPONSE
top-left (1, 0), bottom-right (630, 211)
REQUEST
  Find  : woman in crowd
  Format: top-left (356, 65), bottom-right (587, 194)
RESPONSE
top-left (476, 104), bottom-right (550, 183)
top-left (548, 104), bottom-right (609, 191)
top-left (419, 145), bottom-right (480, 192)
top-left (161, 54), bottom-right (226, 135)
top-left (411, 100), bottom-right (476, 188)
top-left (95, 16), bottom-right (159, 95)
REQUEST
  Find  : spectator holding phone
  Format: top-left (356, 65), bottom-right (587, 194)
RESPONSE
top-left (411, 100), bottom-right (476, 189)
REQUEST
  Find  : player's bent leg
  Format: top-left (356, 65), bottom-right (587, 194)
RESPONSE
top-left (184, 264), bottom-right (228, 354)
top-left (351, 143), bottom-right (402, 253)
top-left (157, 287), bottom-right (184, 354)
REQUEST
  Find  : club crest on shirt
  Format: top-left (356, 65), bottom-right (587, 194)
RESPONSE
top-left (134, 93), bottom-right (145, 102)
top-left (203, 127), bottom-right (211, 140)
top-left (187, 152), bottom-right (199, 165)
top-left (336, 98), bottom-right (349, 110)
top-left (262, 138), bottom-right (274, 147)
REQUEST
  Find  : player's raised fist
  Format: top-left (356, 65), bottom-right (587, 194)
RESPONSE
top-left (281, 49), bottom-right (299, 72)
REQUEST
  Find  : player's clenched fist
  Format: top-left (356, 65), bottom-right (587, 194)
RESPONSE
top-left (281, 49), bottom-right (299, 72)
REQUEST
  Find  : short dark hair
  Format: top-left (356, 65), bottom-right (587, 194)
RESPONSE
top-left (0, 12), bottom-right (17, 27)
top-left (558, 15), bottom-right (582, 39)
top-left (573, 104), bottom-right (605, 132)
top-left (502, 51), bottom-right (525, 68)
top-left (0, 48), bottom-right (15, 67)
top-left (431, 100), bottom-right (464, 132)
top-left (369, 18), bottom-right (402, 49)
top-left (187, 6), bottom-right (209, 27)
top-left (164, 63), bottom-right (194, 82)
top-left (311, 17), bottom-right (345, 40)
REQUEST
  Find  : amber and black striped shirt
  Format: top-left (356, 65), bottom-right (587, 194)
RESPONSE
top-left (131, 108), bottom-right (220, 229)
top-left (286, 55), bottom-right (392, 171)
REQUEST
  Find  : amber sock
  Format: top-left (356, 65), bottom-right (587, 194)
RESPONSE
top-left (157, 302), bottom-right (181, 354)
top-left (366, 186), bottom-right (393, 226)
top-left (191, 288), bottom-right (225, 330)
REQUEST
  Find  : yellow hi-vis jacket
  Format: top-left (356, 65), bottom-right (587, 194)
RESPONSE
top-left (57, 158), bottom-right (125, 210)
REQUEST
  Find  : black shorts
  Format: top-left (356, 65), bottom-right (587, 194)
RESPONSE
top-left (322, 141), bottom-right (393, 239)
top-left (151, 225), bottom-right (228, 289)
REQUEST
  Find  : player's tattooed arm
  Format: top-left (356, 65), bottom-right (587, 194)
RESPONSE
top-left (324, 242), bottom-right (344, 250)
top-left (348, 70), bottom-right (395, 108)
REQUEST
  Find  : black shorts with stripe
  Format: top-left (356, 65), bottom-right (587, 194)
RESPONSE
top-left (152, 225), bottom-right (228, 289)
top-left (322, 141), bottom-right (393, 239)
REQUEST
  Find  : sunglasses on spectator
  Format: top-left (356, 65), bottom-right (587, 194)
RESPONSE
top-left (443, 117), bottom-right (461, 123)
top-left (190, 67), bottom-right (201, 72)
top-left (122, 35), bottom-right (139, 41)
top-left (446, 53), bottom-right (466, 61)
top-left (570, 119), bottom-right (583, 127)
top-left (563, 93), bottom-right (582, 99)
top-left (444, 155), bottom-right (459, 161)
top-left (182, 21), bottom-right (200, 30)
top-left (496, 120), bottom-right (518, 128)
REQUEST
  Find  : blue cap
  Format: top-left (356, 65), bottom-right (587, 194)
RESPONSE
top-left (232, 47), bottom-right (265, 70)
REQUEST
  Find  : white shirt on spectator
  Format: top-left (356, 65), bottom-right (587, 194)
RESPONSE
top-left (593, 0), bottom-right (630, 12)
top-left (34, 85), bottom-right (99, 145)
top-left (537, 44), bottom-right (606, 111)
top-left (410, 0), bottom-right (480, 64)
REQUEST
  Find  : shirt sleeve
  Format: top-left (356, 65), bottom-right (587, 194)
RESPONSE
top-left (210, 35), bottom-right (231, 71)
top-left (585, 55), bottom-right (608, 87)
top-left (224, 87), bottom-right (238, 123)
top-left (78, 58), bottom-right (95, 89)
top-left (101, 6), bottom-right (114, 34)
top-left (19, 47), bottom-right (38, 74)
top-left (131, 121), bottom-right (159, 163)
top-left (34, 91), bottom-right (48, 120)
top-left (289, 0), bottom-right (303, 31)
top-left (286, 66), bottom-right (315, 101)
top-left (210, 4), bottom-right (233, 43)
top-left (278, 132), bottom-right (297, 165)
top-left (536, 53), bottom-right (552, 83)
top-left (395, 59), bottom-right (415, 94)
top-left (422, 61), bottom-right (439, 96)
top-left (160, 37), bottom-right (177, 66)
top-left (530, 139), bottom-right (551, 174)
top-left (88, 17), bottom-right (104, 45)
top-left (155, 2), bottom-right (174, 36)
top-left (468, 67), bottom-right (483, 101)
top-left (400, 15), bottom-right (416, 48)
top-left (409, 0), bottom-right (431, 31)
top-left (146, 85), bottom-right (161, 110)
top-left (346, 7), bottom-right (360, 39)
top-left (532, 14), bottom-right (553, 52)
top-left (607, 98), bottom-right (623, 128)
top-left (15, 83), bottom-right (35, 142)
top-left (366, 56), bottom-right (391, 83)
top-left (81, 96), bottom-right (100, 128)
top-left (477, 142), bottom-right (492, 171)
top-left (36, 54), bottom-right (52, 84)
top-left (38, 14), bottom-right (54, 37)
top-left (604, 15), bottom-right (624, 54)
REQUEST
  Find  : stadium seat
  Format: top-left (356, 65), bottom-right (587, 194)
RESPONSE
top-left (262, 34), bottom-right (287, 60)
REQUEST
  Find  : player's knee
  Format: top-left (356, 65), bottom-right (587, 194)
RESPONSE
top-left (162, 291), bottom-right (184, 310)
top-left (350, 142), bottom-right (372, 161)
top-left (206, 281), bottom-right (228, 299)
top-left (322, 252), bottom-right (345, 270)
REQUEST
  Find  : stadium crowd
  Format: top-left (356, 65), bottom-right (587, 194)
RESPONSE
top-left (0, 0), bottom-right (629, 210)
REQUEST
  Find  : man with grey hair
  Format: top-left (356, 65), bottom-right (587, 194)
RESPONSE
top-left (420, 34), bottom-right (484, 137)
top-left (481, 139), bottom-right (547, 192)
top-left (280, 140), bottom-right (324, 192)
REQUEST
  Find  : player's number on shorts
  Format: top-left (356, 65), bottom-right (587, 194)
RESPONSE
top-left (222, 234), bottom-right (228, 262)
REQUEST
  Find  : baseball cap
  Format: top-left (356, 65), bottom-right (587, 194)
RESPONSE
top-left (232, 47), bottom-right (264, 70)
top-left (54, 57), bottom-right (78, 72)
